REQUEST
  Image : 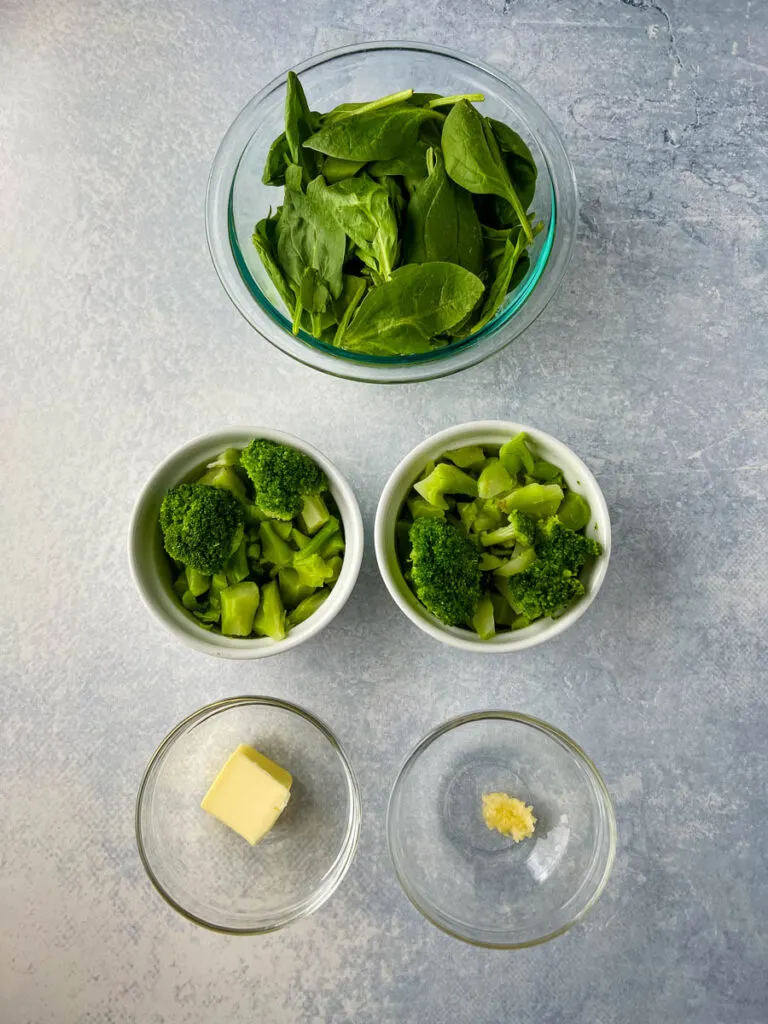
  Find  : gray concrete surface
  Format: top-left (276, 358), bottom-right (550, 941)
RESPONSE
top-left (1, 1), bottom-right (766, 1021)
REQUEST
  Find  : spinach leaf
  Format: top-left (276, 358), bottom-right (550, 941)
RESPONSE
top-left (441, 100), bottom-right (533, 243)
top-left (488, 118), bottom-right (537, 210)
top-left (402, 147), bottom-right (483, 275)
top-left (252, 213), bottom-right (295, 310)
top-left (332, 274), bottom-right (368, 346)
top-left (471, 218), bottom-right (541, 334)
top-left (304, 106), bottom-right (442, 162)
top-left (274, 167), bottom-right (346, 333)
top-left (342, 262), bottom-right (484, 355)
top-left (323, 156), bottom-right (367, 183)
top-left (368, 140), bottom-right (429, 184)
top-left (312, 173), bottom-right (399, 281)
top-left (284, 71), bottom-right (321, 186)
top-left (262, 133), bottom-right (291, 187)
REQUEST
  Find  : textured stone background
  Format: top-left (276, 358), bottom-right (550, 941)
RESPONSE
top-left (1, 1), bottom-right (767, 1021)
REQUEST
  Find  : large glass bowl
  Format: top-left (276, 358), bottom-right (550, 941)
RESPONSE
top-left (387, 712), bottom-right (616, 947)
top-left (136, 697), bottom-right (361, 934)
top-left (206, 42), bottom-right (578, 383)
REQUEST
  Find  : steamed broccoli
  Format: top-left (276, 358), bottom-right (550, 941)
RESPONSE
top-left (159, 484), bottom-right (244, 575)
top-left (413, 463), bottom-right (478, 511)
top-left (506, 517), bottom-right (602, 619)
top-left (408, 516), bottom-right (481, 626)
top-left (240, 438), bottom-right (327, 520)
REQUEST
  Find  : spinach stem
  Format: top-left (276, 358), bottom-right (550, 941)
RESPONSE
top-left (427, 93), bottom-right (485, 108)
top-left (334, 88), bottom-right (414, 119)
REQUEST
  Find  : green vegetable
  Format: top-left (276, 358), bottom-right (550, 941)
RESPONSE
top-left (241, 438), bottom-right (326, 520)
top-left (186, 566), bottom-right (210, 598)
top-left (441, 100), bottom-right (533, 243)
top-left (274, 169), bottom-right (346, 334)
top-left (159, 484), bottom-right (244, 576)
top-left (413, 462), bottom-right (478, 510)
top-left (408, 516), bottom-right (482, 627)
top-left (304, 105), bottom-right (442, 162)
top-left (313, 174), bottom-right (399, 280)
top-left (287, 588), bottom-right (330, 627)
top-left (299, 493), bottom-right (331, 534)
top-left (253, 580), bottom-right (287, 641)
top-left (402, 147), bottom-right (483, 275)
top-left (252, 79), bottom-right (542, 355)
top-left (397, 434), bottom-right (603, 636)
top-left (477, 459), bottom-right (514, 499)
top-left (196, 465), bottom-right (249, 505)
top-left (220, 581), bottom-right (261, 637)
top-left (277, 567), bottom-right (315, 609)
top-left (500, 483), bottom-right (564, 518)
top-left (558, 491), bottom-right (591, 531)
top-left (341, 262), bottom-right (484, 355)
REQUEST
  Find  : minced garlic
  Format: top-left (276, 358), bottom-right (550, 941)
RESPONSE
top-left (481, 792), bottom-right (536, 841)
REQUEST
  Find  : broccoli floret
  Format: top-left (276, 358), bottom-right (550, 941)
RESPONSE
top-left (240, 438), bottom-right (326, 520)
top-left (506, 517), bottom-right (602, 618)
top-left (536, 516), bottom-right (602, 572)
top-left (508, 509), bottom-right (536, 548)
top-left (408, 516), bottom-right (481, 626)
top-left (159, 484), bottom-right (244, 575)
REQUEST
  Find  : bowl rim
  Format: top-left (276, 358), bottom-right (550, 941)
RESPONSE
top-left (205, 40), bottom-right (578, 383)
top-left (128, 427), bottom-right (364, 659)
top-left (374, 420), bottom-right (611, 652)
top-left (135, 695), bottom-right (363, 935)
top-left (386, 709), bottom-right (617, 949)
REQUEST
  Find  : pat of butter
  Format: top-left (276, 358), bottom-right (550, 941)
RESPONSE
top-left (201, 744), bottom-right (292, 845)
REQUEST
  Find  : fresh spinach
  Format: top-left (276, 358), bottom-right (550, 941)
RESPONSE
top-left (312, 173), bottom-right (399, 281)
top-left (251, 77), bottom-right (544, 355)
top-left (304, 106), bottom-right (442, 162)
top-left (441, 100), bottom-right (533, 243)
top-left (403, 147), bottom-right (483, 275)
top-left (342, 262), bottom-right (484, 355)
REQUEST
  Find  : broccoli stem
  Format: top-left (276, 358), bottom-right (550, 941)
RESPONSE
top-left (259, 521), bottom-right (295, 568)
top-left (493, 546), bottom-right (537, 577)
top-left (444, 446), bottom-right (487, 470)
top-left (557, 491), bottom-right (591, 531)
top-left (185, 566), bottom-right (210, 597)
top-left (195, 466), bottom-right (249, 505)
top-left (300, 493), bottom-right (331, 534)
top-left (253, 580), bottom-right (286, 641)
top-left (286, 589), bottom-right (330, 627)
top-left (220, 581), bottom-right (261, 636)
top-left (293, 517), bottom-right (339, 562)
top-left (477, 459), bottom-right (514, 499)
top-left (471, 595), bottom-right (496, 640)
top-left (225, 538), bottom-right (250, 585)
top-left (499, 433), bottom-right (534, 476)
top-left (277, 567), bottom-right (316, 610)
top-left (500, 483), bottom-right (564, 518)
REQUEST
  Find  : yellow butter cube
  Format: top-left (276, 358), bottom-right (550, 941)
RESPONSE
top-left (201, 744), bottom-right (292, 845)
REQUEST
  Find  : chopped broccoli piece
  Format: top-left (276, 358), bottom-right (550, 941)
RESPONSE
top-left (206, 447), bottom-right (241, 469)
top-left (505, 518), bottom-right (602, 618)
top-left (529, 459), bottom-right (563, 484)
top-left (413, 463), bottom-right (478, 511)
top-left (499, 433), bottom-right (534, 476)
top-left (293, 517), bottom-right (340, 562)
top-left (477, 459), bottom-right (514, 499)
top-left (286, 589), bottom-right (330, 627)
top-left (408, 496), bottom-right (445, 520)
top-left (277, 567), bottom-right (315, 609)
top-left (490, 592), bottom-right (516, 627)
top-left (480, 553), bottom-right (504, 571)
top-left (327, 555), bottom-right (343, 582)
top-left (444, 446), bottom-right (487, 470)
top-left (500, 483), bottom-right (564, 518)
top-left (195, 465), bottom-right (249, 504)
top-left (471, 594), bottom-right (496, 639)
top-left (159, 483), bottom-right (245, 575)
top-left (557, 491), bottom-right (591, 532)
top-left (300, 493), bottom-right (331, 534)
top-left (293, 553), bottom-right (334, 588)
top-left (536, 516), bottom-right (602, 572)
top-left (409, 516), bottom-right (481, 626)
top-left (259, 521), bottom-right (295, 568)
top-left (240, 438), bottom-right (326, 520)
top-left (253, 579), bottom-right (286, 640)
top-left (185, 565), bottom-right (210, 597)
top-left (493, 545), bottom-right (537, 577)
top-left (319, 530), bottom-right (345, 559)
top-left (181, 589), bottom-right (199, 611)
top-left (220, 581), bottom-right (260, 636)
top-left (225, 537), bottom-right (250, 584)
top-left (508, 509), bottom-right (536, 548)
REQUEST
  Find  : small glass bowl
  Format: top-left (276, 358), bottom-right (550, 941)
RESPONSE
top-left (387, 712), bottom-right (616, 948)
top-left (136, 697), bottom-right (361, 934)
top-left (206, 41), bottom-right (578, 383)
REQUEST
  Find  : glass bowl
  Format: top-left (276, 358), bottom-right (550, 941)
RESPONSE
top-left (136, 697), bottom-right (361, 934)
top-left (206, 41), bottom-right (578, 383)
top-left (387, 712), bottom-right (616, 947)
